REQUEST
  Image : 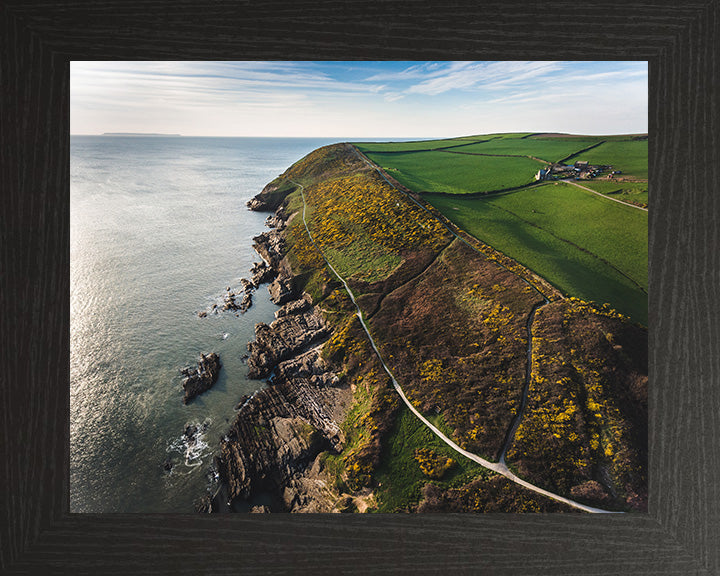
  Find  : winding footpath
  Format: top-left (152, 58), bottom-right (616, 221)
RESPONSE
top-left (291, 176), bottom-right (615, 514)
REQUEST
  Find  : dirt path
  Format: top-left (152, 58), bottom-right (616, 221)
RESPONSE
top-left (563, 179), bottom-right (648, 212)
top-left (497, 298), bottom-right (547, 465)
top-left (292, 177), bottom-right (616, 514)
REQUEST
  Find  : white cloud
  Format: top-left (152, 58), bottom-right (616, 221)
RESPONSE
top-left (405, 61), bottom-right (564, 95)
top-left (70, 61), bottom-right (647, 137)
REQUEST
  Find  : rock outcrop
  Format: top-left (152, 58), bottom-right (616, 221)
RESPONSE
top-left (223, 287), bottom-right (253, 313)
top-left (211, 346), bottom-right (348, 512)
top-left (250, 261), bottom-right (276, 286)
top-left (246, 180), bottom-right (297, 212)
top-left (252, 229), bottom-right (285, 270)
top-left (268, 274), bottom-right (295, 305)
top-left (246, 296), bottom-right (329, 379)
top-left (181, 353), bottom-right (221, 404)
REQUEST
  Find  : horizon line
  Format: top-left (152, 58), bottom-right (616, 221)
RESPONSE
top-left (71, 131), bottom-right (650, 138)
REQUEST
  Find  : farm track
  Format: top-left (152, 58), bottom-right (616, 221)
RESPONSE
top-left (356, 136), bottom-right (498, 155)
top-left (564, 179), bottom-right (649, 212)
top-left (350, 147), bottom-right (555, 299)
top-left (291, 152), bottom-right (617, 513)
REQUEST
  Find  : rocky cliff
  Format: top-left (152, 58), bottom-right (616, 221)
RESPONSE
top-left (205, 195), bottom-right (351, 513)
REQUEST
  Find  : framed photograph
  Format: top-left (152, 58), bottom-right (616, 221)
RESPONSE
top-left (2, 1), bottom-right (718, 574)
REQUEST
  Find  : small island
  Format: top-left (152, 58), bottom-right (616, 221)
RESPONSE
top-left (102, 132), bottom-right (182, 137)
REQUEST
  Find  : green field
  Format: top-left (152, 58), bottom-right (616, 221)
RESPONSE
top-left (355, 138), bottom-right (488, 153)
top-left (354, 133), bottom-right (534, 153)
top-left (564, 139), bottom-right (648, 179)
top-left (365, 150), bottom-right (544, 194)
top-left (457, 138), bottom-right (601, 163)
top-left (427, 182), bottom-right (648, 325)
top-left (577, 180), bottom-right (649, 206)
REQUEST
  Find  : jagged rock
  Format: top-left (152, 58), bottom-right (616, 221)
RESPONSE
top-left (253, 230), bottom-right (285, 269)
top-left (275, 295), bottom-right (311, 318)
top-left (222, 286), bottom-right (253, 314)
top-left (268, 276), bottom-right (295, 305)
top-left (212, 386), bottom-right (329, 504)
top-left (265, 214), bottom-right (286, 230)
top-left (249, 505), bottom-right (271, 513)
top-left (240, 292), bottom-right (252, 312)
top-left (223, 292), bottom-right (237, 310)
top-left (246, 302), bottom-right (329, 379)
top-left (250, 261), bottom-right (277, 286)
top-left (246, 181), bottom-right (297, 212)
top-left (246, 197), bottom-right (267, 211)
top-left (210, 331), bottom-right (348, 512)
top-left (181, 353), bottom-right (221, 404)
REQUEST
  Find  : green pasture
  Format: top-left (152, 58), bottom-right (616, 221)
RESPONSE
top-left (483, 133), bottom-right (535, 139)
top-left (456, 138), bottom-right (601, 163)
top-left (564, 139), bottom-right (648, 179)
top-left (577, 180), bottom-right (649, 206)
top-left (365, 150), bottom-right (544, 194)
top-left (427, 182), bottom-right (648, 325)
top-left (354, 134), bottom-right (534, 153)
top-left (354, 138), bottom-right (487, 153)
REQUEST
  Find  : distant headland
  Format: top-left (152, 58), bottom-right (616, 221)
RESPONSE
top-left (102, 132), bottom-right (182, 137)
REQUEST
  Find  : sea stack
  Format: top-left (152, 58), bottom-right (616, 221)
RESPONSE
top-left (181, 352), bottom-right (222, 404)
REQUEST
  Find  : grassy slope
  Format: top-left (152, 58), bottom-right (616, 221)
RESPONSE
top-left (373, 406), bottom-right (490, 512)
top-left (427, 183), bottom-right (647, 325)
top-left (564, 139), bottom-right (648, 179)
top-left (365, 150), bottom-right (544, 194)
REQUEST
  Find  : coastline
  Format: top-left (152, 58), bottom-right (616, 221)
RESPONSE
top-left (201, 189), bottom-right (351, 513)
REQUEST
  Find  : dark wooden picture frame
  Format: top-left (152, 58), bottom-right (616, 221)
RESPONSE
top-left (1, 2), bottom-right (718, 574)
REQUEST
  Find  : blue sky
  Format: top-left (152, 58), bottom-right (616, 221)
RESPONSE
top-left (70, 61), bottom-right (648, 137)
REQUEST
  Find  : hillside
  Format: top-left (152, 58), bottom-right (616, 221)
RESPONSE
top-left (207, 141), bottom-right (647, 514)
top-left (356, 133), bottom-right (648, 326)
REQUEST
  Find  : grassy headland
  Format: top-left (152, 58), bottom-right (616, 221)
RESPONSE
top-left (245, 139), bottom-right (647, 512)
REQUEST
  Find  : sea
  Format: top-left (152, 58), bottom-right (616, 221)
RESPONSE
top-left (70, 135), bottom-right (369, 512)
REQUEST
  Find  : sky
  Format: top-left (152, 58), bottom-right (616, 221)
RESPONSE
top-left (70, 61), bottom-right (648, 138)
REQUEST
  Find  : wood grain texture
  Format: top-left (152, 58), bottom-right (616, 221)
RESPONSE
top-left (1, 0), bottom-right (718, 574)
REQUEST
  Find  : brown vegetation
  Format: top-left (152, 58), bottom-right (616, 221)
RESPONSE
top-left (368, 238), bottom-right (543, 458)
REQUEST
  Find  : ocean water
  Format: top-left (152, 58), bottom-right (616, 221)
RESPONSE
top-left (70, 135), bottom-right (346, 512)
